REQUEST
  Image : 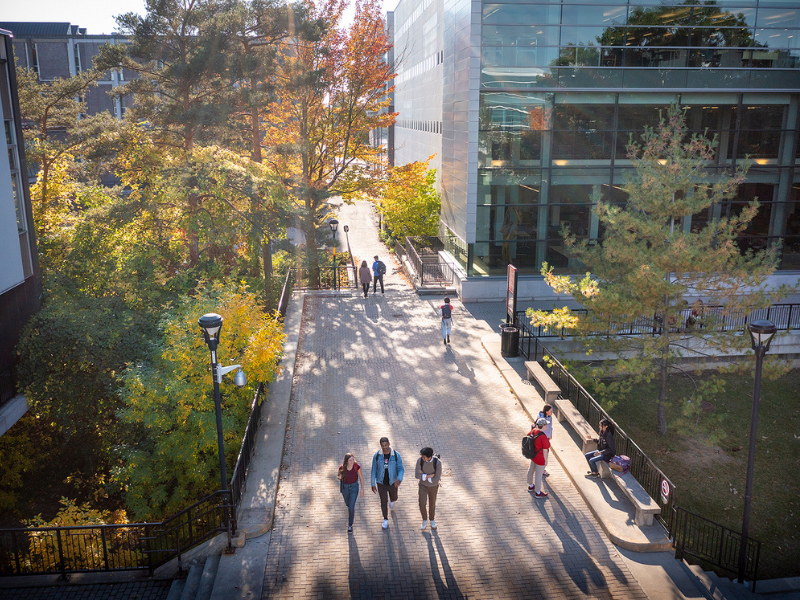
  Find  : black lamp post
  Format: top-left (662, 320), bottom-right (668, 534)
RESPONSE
top-left (328, 218), bottom-right (339, 290)
top-left (737, 318), bottom-right (777, 585)
top-left (198, 313), bottom-right (247, 551)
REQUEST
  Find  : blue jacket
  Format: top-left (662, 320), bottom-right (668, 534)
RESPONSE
top-left (372, 260), bottom-right (382, 277)
top-left (371, 449), bottom-right (404, 487)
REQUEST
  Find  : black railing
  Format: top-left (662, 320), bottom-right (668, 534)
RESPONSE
top-left (229, 384), bottom-right (266, 518)
top-left (405, 237), bottom-right (454, 286)
top-left (514, 325), bottom-right (762, 588)
top-left (277, 269), bottom-right (293, 321)
top-left (291, 266), bottom-right (356, 291)
top-left (673, 506), bottom-right (761, 588)
top-left (0, 491), bottom-right (230, 578)
top-left (525, 304), bottom-right (800, 339)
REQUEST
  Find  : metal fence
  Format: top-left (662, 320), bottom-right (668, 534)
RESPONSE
top-left (404, 237), bottom-right (454, 286)
top-left (277, 270), bottom-right (293, 321)
top-left (0, 491), bottom-right (230, 578)
top-left (229, 383), bottom-right (266, 519)
top-left (515, 322), bottom-right (763, 587)
top-left (291, 266), bottom-right (356, 291)
top-left (673, 506), bottom-right (761, 586)
top-left (524, 304), bottom-right (800, 339)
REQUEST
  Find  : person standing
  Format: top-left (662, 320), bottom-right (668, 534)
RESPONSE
top-left (337, 453), bottom-right (365, 532)
top-left (527, 417), bottom-right (550, 498)
top-left (358, 260), bottom-right (372, 298)
top-left (440, 297), bottom-right (453, 346)
top-left (371, 437), bottom-right (404, 530)
top-left (586, 419), bottom-right (616, 477)
top-left (415, 447), bottom-right (442, 530)
top-left (372, 255), bottom-right (386, 295)
top-left (537, 405), bottom-right (553, 476)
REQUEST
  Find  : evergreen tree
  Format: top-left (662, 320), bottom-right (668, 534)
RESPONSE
top-left (529, 104), bottom-right (792, 434)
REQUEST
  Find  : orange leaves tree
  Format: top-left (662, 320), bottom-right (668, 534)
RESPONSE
top-left (263, 0), bottom-right (396, 273)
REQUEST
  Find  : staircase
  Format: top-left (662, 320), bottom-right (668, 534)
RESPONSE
top-left (683, 561), bottom-right (760, 600)
top-left (166, 556), bottom-right (221, 600)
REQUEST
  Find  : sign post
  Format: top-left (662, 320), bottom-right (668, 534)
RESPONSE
top-left (506, 265), bottom-right (518, 324)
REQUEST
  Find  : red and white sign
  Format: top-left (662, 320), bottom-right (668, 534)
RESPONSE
top-left (661, 479), bottom-right (670, 502)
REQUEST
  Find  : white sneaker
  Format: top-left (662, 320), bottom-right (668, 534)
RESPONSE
top-left (421, 520), bottom-right (427, 530)
top-left (430, 519), bottom-right (437, 529)
top-left (382, 519), bottom-right (388, 529)
top-left (389, 501), bottom-right (395, 509)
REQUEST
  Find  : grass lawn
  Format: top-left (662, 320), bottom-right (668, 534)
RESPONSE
top-left (590, 367), bottom-right (800, 580)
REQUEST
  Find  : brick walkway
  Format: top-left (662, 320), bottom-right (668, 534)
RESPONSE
top-left (261, 201), bottom-right (649, 599)
top-left (1, 580), bottom-right (171, 600)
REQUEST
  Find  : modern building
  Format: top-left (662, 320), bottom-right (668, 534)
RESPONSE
top-left (0, 28), bottom-right (41, 436)
top-left (388, 0), bottom-right (800, 300)
top-left (0, 22), bottom-right (133, 121)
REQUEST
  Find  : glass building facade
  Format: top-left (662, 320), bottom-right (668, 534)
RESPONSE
top-left (458, 0), bottom-right (800, 276)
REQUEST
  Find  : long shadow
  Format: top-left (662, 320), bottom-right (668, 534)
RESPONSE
top-left (426, 530), bottom-right (464, 599)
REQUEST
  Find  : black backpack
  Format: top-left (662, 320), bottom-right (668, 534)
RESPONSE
top-left (522, 430), bottom-right (542, 459)
top-left (377, 261), bottom-right (386, 275)
top-left (441, 304), bottom-right (452, 319)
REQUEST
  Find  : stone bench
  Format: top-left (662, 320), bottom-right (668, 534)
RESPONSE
top-left (555, 399), bottom-right (597, 453)
top-left (614, 471), bottom-right (662, 527)
top-left (525, 361), bottom-right (560, 404)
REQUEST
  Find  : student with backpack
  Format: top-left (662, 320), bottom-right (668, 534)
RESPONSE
top-left (372, 255), bottom-right (386, 295)
top-left (371, 437), bottom-right (404, 530)
top-left (440, 297), bottom-right (453, 346)
top-left (415, 447), bottom-right (442, 530)
top-left (523, 418), bottom-right (550, 498)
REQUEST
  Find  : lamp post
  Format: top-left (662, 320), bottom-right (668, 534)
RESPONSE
top-left (737, 318), bottom-right (777, 585)
top-left (328, 218), bottom-right (339, 290)
top-left (198, 313), bottom-right (247, 552)
top-left (343, 224), bottom-right (355, 270)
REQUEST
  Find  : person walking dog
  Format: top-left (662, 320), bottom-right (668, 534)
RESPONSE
top-left (440, 297), bottom-right (453, 346)
top-left (337, 452), bottom-right (365, 532)
top-left (359, 260), bottom-right (372, 298)
top-left (371, 437), bottom-right (404, 530)
top-left (415, 447), bottom-right (442, 530)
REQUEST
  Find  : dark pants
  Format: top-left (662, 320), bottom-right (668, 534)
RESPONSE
top-left (361, 283), bottom-right (369, 298)
top-left (377, 482), bottom-right (398, 519)
top-left (341, 482), bottom-right (359, 526)
top-left (418, 484), bottom-right (439, 521)
top-left (373, 274), bottom-right (384, 293)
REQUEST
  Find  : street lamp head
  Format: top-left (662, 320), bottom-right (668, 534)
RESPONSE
top-left (343, 225), bottom-right (349, 233)
top-left (198, 313), bottom-right (224, 351)
top-left (747, 319), bottom-right (777, 352)
top-left (233, 368), bottom-right (247, 388)
top-left (328, 218), bottom-right (339, 233)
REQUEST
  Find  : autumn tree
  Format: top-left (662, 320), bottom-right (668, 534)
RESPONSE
top-left (264, 0), bottom-right (396, 274)
top-left (529, 104), bottom-right (791, 434)
top-left (113, 283), bottom-right (284, 520)
top-left (375, 156), bottom-right (441, 240)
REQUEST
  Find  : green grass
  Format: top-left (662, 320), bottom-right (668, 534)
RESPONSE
top-left (589, 367), bottom-right (800, 579)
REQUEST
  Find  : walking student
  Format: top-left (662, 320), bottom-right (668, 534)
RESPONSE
top-left (538, 405), bottom-right (553, 476)
top-left (440, 297), bottom-right (453, 346)
top-left (358, 260), bottom-right (372, 298)
top-left (527, 417), bottom-right (550, 498)
top-left (371, 437), bottom-right (404, 530)
top-left (372, 255), bottom-right (386, 295)
top-left (337, 452), bottom-right (365, 532)
top-left (415, 447), bottom-right (442, 530)
top-left (586, 419), bottom-right (616, 477)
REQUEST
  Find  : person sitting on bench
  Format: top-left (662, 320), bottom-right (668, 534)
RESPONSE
top-left (585, 419), bottom-right (615, 478)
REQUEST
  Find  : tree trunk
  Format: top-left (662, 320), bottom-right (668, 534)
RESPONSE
top-left (657, 293), bottom-right (670, 435)
top-left (303, 196), bottom-right (319, 287)
top-left (187, 193), bottom-right (200, 267)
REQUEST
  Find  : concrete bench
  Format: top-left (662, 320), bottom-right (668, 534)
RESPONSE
top-left (525, 361), bottom-right (560, 403)
top-left (614, 471), bottom-right (662, 527)
top-left (555, 399), bottom-right (596, 453)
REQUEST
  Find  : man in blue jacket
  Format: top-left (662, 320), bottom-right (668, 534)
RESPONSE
top-left (372, 255), bottom-right (386, 295)
top-left (371, 436), bottom-right (404, 529)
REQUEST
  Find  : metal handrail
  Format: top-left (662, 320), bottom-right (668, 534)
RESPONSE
top-left (277, 270), bottom-right (293, 321)
top-left (229, 383), bottom-right (265, 524)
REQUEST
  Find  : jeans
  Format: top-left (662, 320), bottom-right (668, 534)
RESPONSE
top-left (377, 482), bottom-right (398, 519)
top-left (373, 274), bottom-right (384, 293)
top-left (585, 451), bottom-right (606, 473)
top-left (361, 283), bottom-right (369, 298)
top-left (441, 318), bottom-right (452, 340)
top-left (341, 482), bottom-right (359, 526)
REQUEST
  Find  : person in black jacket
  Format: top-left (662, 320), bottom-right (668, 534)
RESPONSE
top-left (585, 419), bottom-right (615, 477)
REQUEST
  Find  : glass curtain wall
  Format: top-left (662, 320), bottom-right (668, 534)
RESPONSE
top-left (472, 0), bottom-right (800, 276)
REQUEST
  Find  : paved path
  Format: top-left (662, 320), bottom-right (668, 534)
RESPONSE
top-left (261, 201), bottom-right (649, 599)
top-left (1, 580), bottom-right (171, 599)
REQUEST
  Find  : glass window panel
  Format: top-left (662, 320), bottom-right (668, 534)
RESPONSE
top-left (520, 131), bottom-right (542, 160)
top-left (736, 105), bottom-right (784, 129)
top-left (482, 4), bottom-right (561, 26)
top-left (559, 68), bottom-right (624, 88)
top-left (560, 26), bottom-right (608, 47)
top-left (732, 130), bottom-right (783, 159)
top-left (625, 27), bottom-right (692, 47)
top-left (554, 104), bottom-right (615, 130)
top-left (748, 68), bottom-right (800, 87)
top-left (547, 201), bottom-right (593, 237)
top-left (482, 25), bottom-right (560, 47)
top-left (624, 47), bottom-right (689, 67)
top-left (476, 204), bottom-right (540, 240)
top-left (4, 120), bottom-right (13, 145)
top-left (622, 68), bottom-right (688, 87)
top-left (617, 104), bottom-right (671, 132)
top-left (480, 92), bottom-right (552, 131)
top-left (562, 5), bottom-right (627, 27)
top-left (756, 8), bottom-right (799, 29)
top-left (553, 130), bottom-right (614, 159)
top-left (755, 27), bottom-right (799, 48)
top-left (481, 67), bottom-right (559, 88)
top-left (691, 27), bottom-right (757, 47)
top-left (688, 48), bottom-right (746, 67)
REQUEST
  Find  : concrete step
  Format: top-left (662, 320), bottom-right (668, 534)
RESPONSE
top-left (196, 555), bottom-right (221, 600)
top-left (180, 561), bottom-right (205, 600)
top-left (209, 533), bottom-right (270, 600)
top-left (683, 561), bottom-right (726, 600)
top-left (166, 577), bottom-right (186, 600)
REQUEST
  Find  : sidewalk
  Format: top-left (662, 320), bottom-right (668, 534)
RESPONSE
top-left (259, 200), bottom-right (651, 598)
